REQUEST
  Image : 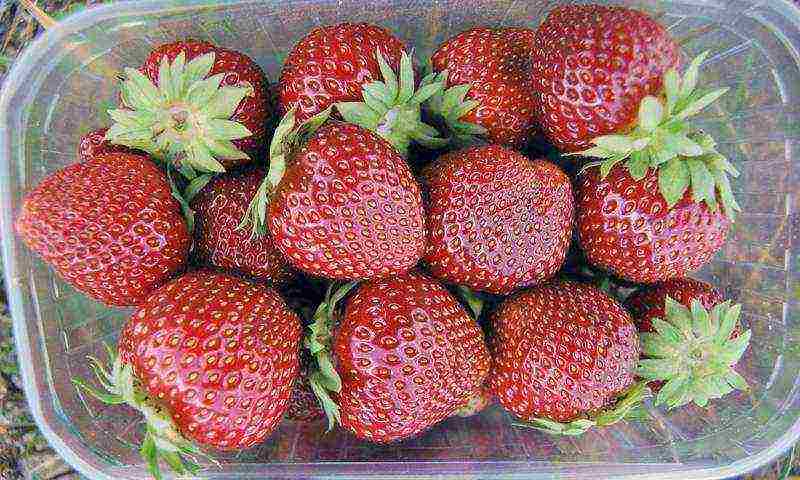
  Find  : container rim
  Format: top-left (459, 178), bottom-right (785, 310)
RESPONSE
top-left (2, 0), bottom-right (800, 478)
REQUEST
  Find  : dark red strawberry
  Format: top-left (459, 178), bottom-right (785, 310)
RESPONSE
top-left (430, 27), bottom-right (539, 148)
top-left (280, 24), bottom-right (446, 157)
top-left (106, 40), bottom-right (269, 175)
top-left (15, 153), bottom-right (190, 307)
top-left (577, 160), bottom-right (734, 284)
top-left (531, 4), bottom-right (679, 152)
top-left (191, 166), bottom-right (294, 285)
top-left (243, 117), bottom-right (426, 281)
top-left (422, 145), bottom-right (573, 294)
top-left (490, 280), bottom-right (644, 435)
top-left (307, 272), bottom-right (491, 443)
top-left (625, 278), bottom-right (750, 409)
top-left (74, 270), bottom-right (302, 476)
top-left (78, 127), bottom-right (138, 162)
top-left (626, 278), bottom-right (724, 333)
top-left (278, 23), bottom-right (405, 124)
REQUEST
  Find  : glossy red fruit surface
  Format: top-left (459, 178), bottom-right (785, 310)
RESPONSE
top-left (577, 166), bottom-right (730, 283)
top-left (423, 145), bottom-right (573, 294)
top-left (15, 153), bottom-right (190, 307)
top-left (531, 4), bottom-right (679, 152)
top-left (334, 271), bottom-right (491, 443)
top-left (78, 128), bottom-right (138, 162)
top-left (192, 166), bottom-right (294, 285)
top-left (625, 278), bottom-right (724, 333)
top-left (142, 40), bottom-right (270, 169)
top-left (490, 280), bottom-right (639, 422)
top-left (119, 270), bottom-right (302, 450)
top-left (269, 122), bottom-right (426, 280)
top-left (431, 27), bottom-right (539, 147)
top-left (279, 23), bottom-right (405, 123)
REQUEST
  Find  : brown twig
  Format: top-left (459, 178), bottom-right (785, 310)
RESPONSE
top-left (17, 0), bottom-right (57, 29)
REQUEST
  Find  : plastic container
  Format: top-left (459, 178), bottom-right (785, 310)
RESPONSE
top-left (1, 0), bottom-right (800, 478)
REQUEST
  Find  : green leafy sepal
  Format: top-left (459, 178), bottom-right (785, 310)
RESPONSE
top-left (106, 51), bottom-right (253, 175)
top-left (238, 106), bottom-right (331, 238)
top-left (335, 50), bottom-right (448, 157)
top-left (72, 344), bottom-right (219, 480)
top-left (636, 297), bottom-right (751, 409)
top-left (425, 69), bottom-right (488, 148)
top-left (305, 281), bottom-right (359, 431)
top-left (514, 381), bottom-right (649, 436)
top-left (571, 52), bottom-right (740, 220)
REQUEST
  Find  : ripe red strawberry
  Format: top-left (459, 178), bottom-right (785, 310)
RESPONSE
top-left (278, 23), bottom-right (405, 124)
top-left (625, 278), bottom-right (723, 333)
top-left (75, 270), bottom-right (302, 476)
top-left (422, 145), bottom-right (573, 294)
top-left (15, 153), bottom-right (190, 307)
top-left (531, 5), bottom-right (679, 152)
top-left (106, 40), bottom-right (269, 175)
top-left (308, 272), bottom-right (491, 443)
top-left (248, 119), bottom-right (426, 281)
top-left (78, 128), bottom-right (138, 162)
top-left (625, 278), bottom-right (750, 408)
top-left (430, 27), bottom-right (539, 148)
top-left (280, 24), bottom-right (446, 157)
top-left (490, 280), bottom-right (643, 435)
top-left (191, 166), bottom-right (294, 285)
top-left (577, 160), bottom-right (733, 284)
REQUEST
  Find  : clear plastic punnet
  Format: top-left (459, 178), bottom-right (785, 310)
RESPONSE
top-left (1, 0), bottom-right (799, 478)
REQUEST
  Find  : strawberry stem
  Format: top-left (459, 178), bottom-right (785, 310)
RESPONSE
top-left (571, 51), bottom-right (740, 220)
top-left (637, 298), bottom-right (751, 409)
top-left (238, 106), bottom-right (331, 239)
top-left (72, 344), bottom-right (219, 478)
top-left (513, 381), bottom-right (650, 436)
top-left (304, 281), bottom-right (358, 431)
top-left (424, 69), bottom-right (488, 148)
top-left (335, 49), bottom-right (448, 157)
top-left (106, 51), bottom-right (254, 176)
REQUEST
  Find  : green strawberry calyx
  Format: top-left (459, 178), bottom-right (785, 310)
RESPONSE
top-left (336, 49), bottom-right (448, 157)
top-left (454, 285), bottom-right (484, 319)
top-left (571, 51), bottom-right (741, 220)
top-left (106, 51), bottom-right (253, 176)
top-left (637, 297), bottom-right (751, 410)
top-left (72, 344), bottom-right (219, 480)
top-left (305, 281), bottom-right (359, 432)
top-left (425, 69), bottom-right (488, 148)
top-left (238, 106), bottom-right (332, 238)
top-left (514, 381), bottom-right (649, 436)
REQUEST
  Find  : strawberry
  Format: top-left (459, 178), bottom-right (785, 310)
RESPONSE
top-left (307, 272), bottom-right (491, 443)
top-left (78, 127), bottom-right (138, 162)
top-left (106, 40), bottom-right (269, 175)
top-left (74, 270), bottom-right (302, 476)
top-left (570, 46), bottom-right (740, 283)
top-left (430, 27), bottom-right (539, 148)
top-left (626, 278), bottom-right (723, 333)
top-left (576, 147), bottom-right (736, 283)
top-left (191, 166), bottom-right (294, 285)
top-left (280, 23), bottom-right (446, 157)
top-left (15, 153), bottom-right (190, 307)
top-left (490, 280), bottom-right (644, 435)
top-left (625, 278), bottom-right (750, 409)
top-left (531, 4), bottom-right (680, 153)
top-left (241, 111), bottom-right (426, 281)
top-left (422, 145), bottom-right (573, 294)
top-left (279, 23), bottom-right (405, 124)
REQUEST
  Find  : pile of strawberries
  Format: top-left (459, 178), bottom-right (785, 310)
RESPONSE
top-left (15, 3), bottom-right (752, 476)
